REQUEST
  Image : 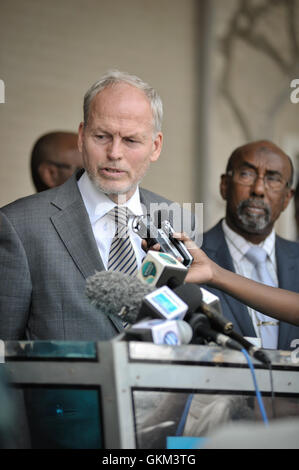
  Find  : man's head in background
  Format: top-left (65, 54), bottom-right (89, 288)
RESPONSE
top-left (220, 140), bottom-right (294, 244)
top-left (30, 131), bottom-right (83, 192)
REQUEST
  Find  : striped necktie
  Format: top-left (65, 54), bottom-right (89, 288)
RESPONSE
top-left (246, 246), bottom-right (279, 349)
top-left (107, 206), bottom-right (138, 276)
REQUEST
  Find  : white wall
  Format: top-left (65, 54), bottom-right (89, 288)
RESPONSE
top-left (0, 0), bottom-right (198, 206)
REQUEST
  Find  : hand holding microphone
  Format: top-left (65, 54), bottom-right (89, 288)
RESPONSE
top-left (134, 212), bottom-right (194, 268)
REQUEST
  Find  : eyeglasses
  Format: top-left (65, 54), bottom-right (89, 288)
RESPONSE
top-left (46, 160), bottom-right (82, 172)
top-left (227, 168), bottom-right (291, 192)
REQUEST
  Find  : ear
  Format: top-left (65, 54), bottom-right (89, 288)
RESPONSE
top-left (77, 122), bottom-right (84, 153)
top-left (282, 187), bottom-right (295, 212)
top-left (150, 132), bottom-right (163, 163)
top-left (220, 174), bottom-right (229, 201)
top-left (38, 162), bottom-right (59, 189)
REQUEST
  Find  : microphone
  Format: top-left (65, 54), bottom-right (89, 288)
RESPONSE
top-left (137, 250), bottom-right (187, 288)
top-left (133, 212), bottom-right (193, 268)
top-left (86, 270), bottom-right (269, 364)
top-left (85, 270), bottom-right (188, 325)
top-left (188, 313), bottom-right (242, 351)
top-left (85, 270), bottom-right (154, 324)
top-left (137, 285), bottom-right (189, 322)
top-left (227, 330), bottom-right (271, 365)
top-left (173, 284), bottom-right (270, 364)
top-left (85, 271), bottom-right (231, 332)
top-left (173, 283), bottom-right (234, 334)
top-left (124, 319), bottom-right (193, 345)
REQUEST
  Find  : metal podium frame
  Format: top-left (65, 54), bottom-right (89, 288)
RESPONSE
top-left (3, 338), bottom-right (299, 448)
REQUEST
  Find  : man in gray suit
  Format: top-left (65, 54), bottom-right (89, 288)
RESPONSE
top-left (0, 70), bottom-right (187, 448)
top-left (202, 140), bottom-right (299, 351)
top-left (0, 70), bottom-right (170, 342)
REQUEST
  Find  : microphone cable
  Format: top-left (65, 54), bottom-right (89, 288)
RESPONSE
top-left (174, 347), bottom-right (274, 437)
top-left (175, 393), bottom-right (194, 437)
top-left (228, 330), bottom-right (276, 417)
top-left (241, 348), bottom-right (269, 426)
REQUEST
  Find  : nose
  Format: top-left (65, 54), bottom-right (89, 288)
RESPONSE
top-left (107, 137), bottom-right (122, 160)
top-left (250, 175), bottom-right (265, 197)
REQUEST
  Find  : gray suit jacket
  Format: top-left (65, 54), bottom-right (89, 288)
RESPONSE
top-left (0, 172), bottom-right (179, 341)
top-left (202, 220), bottom-right (299, 351)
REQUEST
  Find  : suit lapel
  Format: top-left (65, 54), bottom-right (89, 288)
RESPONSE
top-left (50, 175), bottom-right (105, 279)
top-left (139, 188), bottom-right (156, 214)
top-left (50, 183), bottom-right (156, 280)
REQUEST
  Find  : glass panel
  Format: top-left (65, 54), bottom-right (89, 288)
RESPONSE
top-left (133, 390), bottom-right (299, 449)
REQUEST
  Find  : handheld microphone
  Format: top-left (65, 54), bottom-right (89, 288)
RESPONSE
top-left (138, 250), bottom-right (187, 288)
top-left (133, 212), bottom-right (194, 268)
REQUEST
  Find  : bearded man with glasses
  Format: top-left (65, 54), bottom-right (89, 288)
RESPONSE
top-left (201, 140), bottom-right (299, 351)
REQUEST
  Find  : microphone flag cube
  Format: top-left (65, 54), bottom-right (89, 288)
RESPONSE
top-left (138, 251), bottom-right (187, 287)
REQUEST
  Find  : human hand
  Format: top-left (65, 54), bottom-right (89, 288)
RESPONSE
top-left (171, 232), bottom-right (215, 284)
top-left (141, 238), bottom-right (160, 253)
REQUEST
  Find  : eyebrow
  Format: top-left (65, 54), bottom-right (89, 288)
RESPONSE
top-left (90, 127), bottom-right (147, 141)
top-left (90, 127), bottom-right (107, 134)
top-left (238, 160), bottom-right (283, 177)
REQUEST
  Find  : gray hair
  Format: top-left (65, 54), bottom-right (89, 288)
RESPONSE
top-left (83, 70), bottom-right (163, 135)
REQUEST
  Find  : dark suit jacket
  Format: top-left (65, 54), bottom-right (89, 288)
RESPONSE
top-left (201, 220), bottom-right (299, 351)
top-left (0, 171), bottom-right (182, 342)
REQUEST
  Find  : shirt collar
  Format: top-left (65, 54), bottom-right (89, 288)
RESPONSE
top-left (222, 218), bottom-right (276, 262)
top-left (77, 171), bottom-right (144, 224)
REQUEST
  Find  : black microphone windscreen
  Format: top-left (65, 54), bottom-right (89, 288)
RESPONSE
top-left (173, 283), bottom-right (203, 312)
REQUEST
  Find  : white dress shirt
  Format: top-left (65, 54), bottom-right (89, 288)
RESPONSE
top-left (222, 219), bottom-right (278, 343)
top-left (77, 172), bottom-right (146, 269)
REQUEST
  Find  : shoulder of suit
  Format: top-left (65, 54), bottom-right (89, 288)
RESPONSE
top-left (202, 219), bottom-right (224, 247)
top-left (275, 233), bottom-right (299, 254)
top-left (139, 187), bottom-right (174, 204)
top-left (1, 188), bottom-right (51, 213)
top-left (1, 175), bottom-right (79, 217)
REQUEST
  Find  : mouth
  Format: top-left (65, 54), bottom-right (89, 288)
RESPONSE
top-left (245, 205), bottom-right (266, 215)
top-left (240, 199), bottom-right (269, 216)
top-left (99, 167), bottom-right (127, 177)
top-left (236, 199), bottom-right (271, 233)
